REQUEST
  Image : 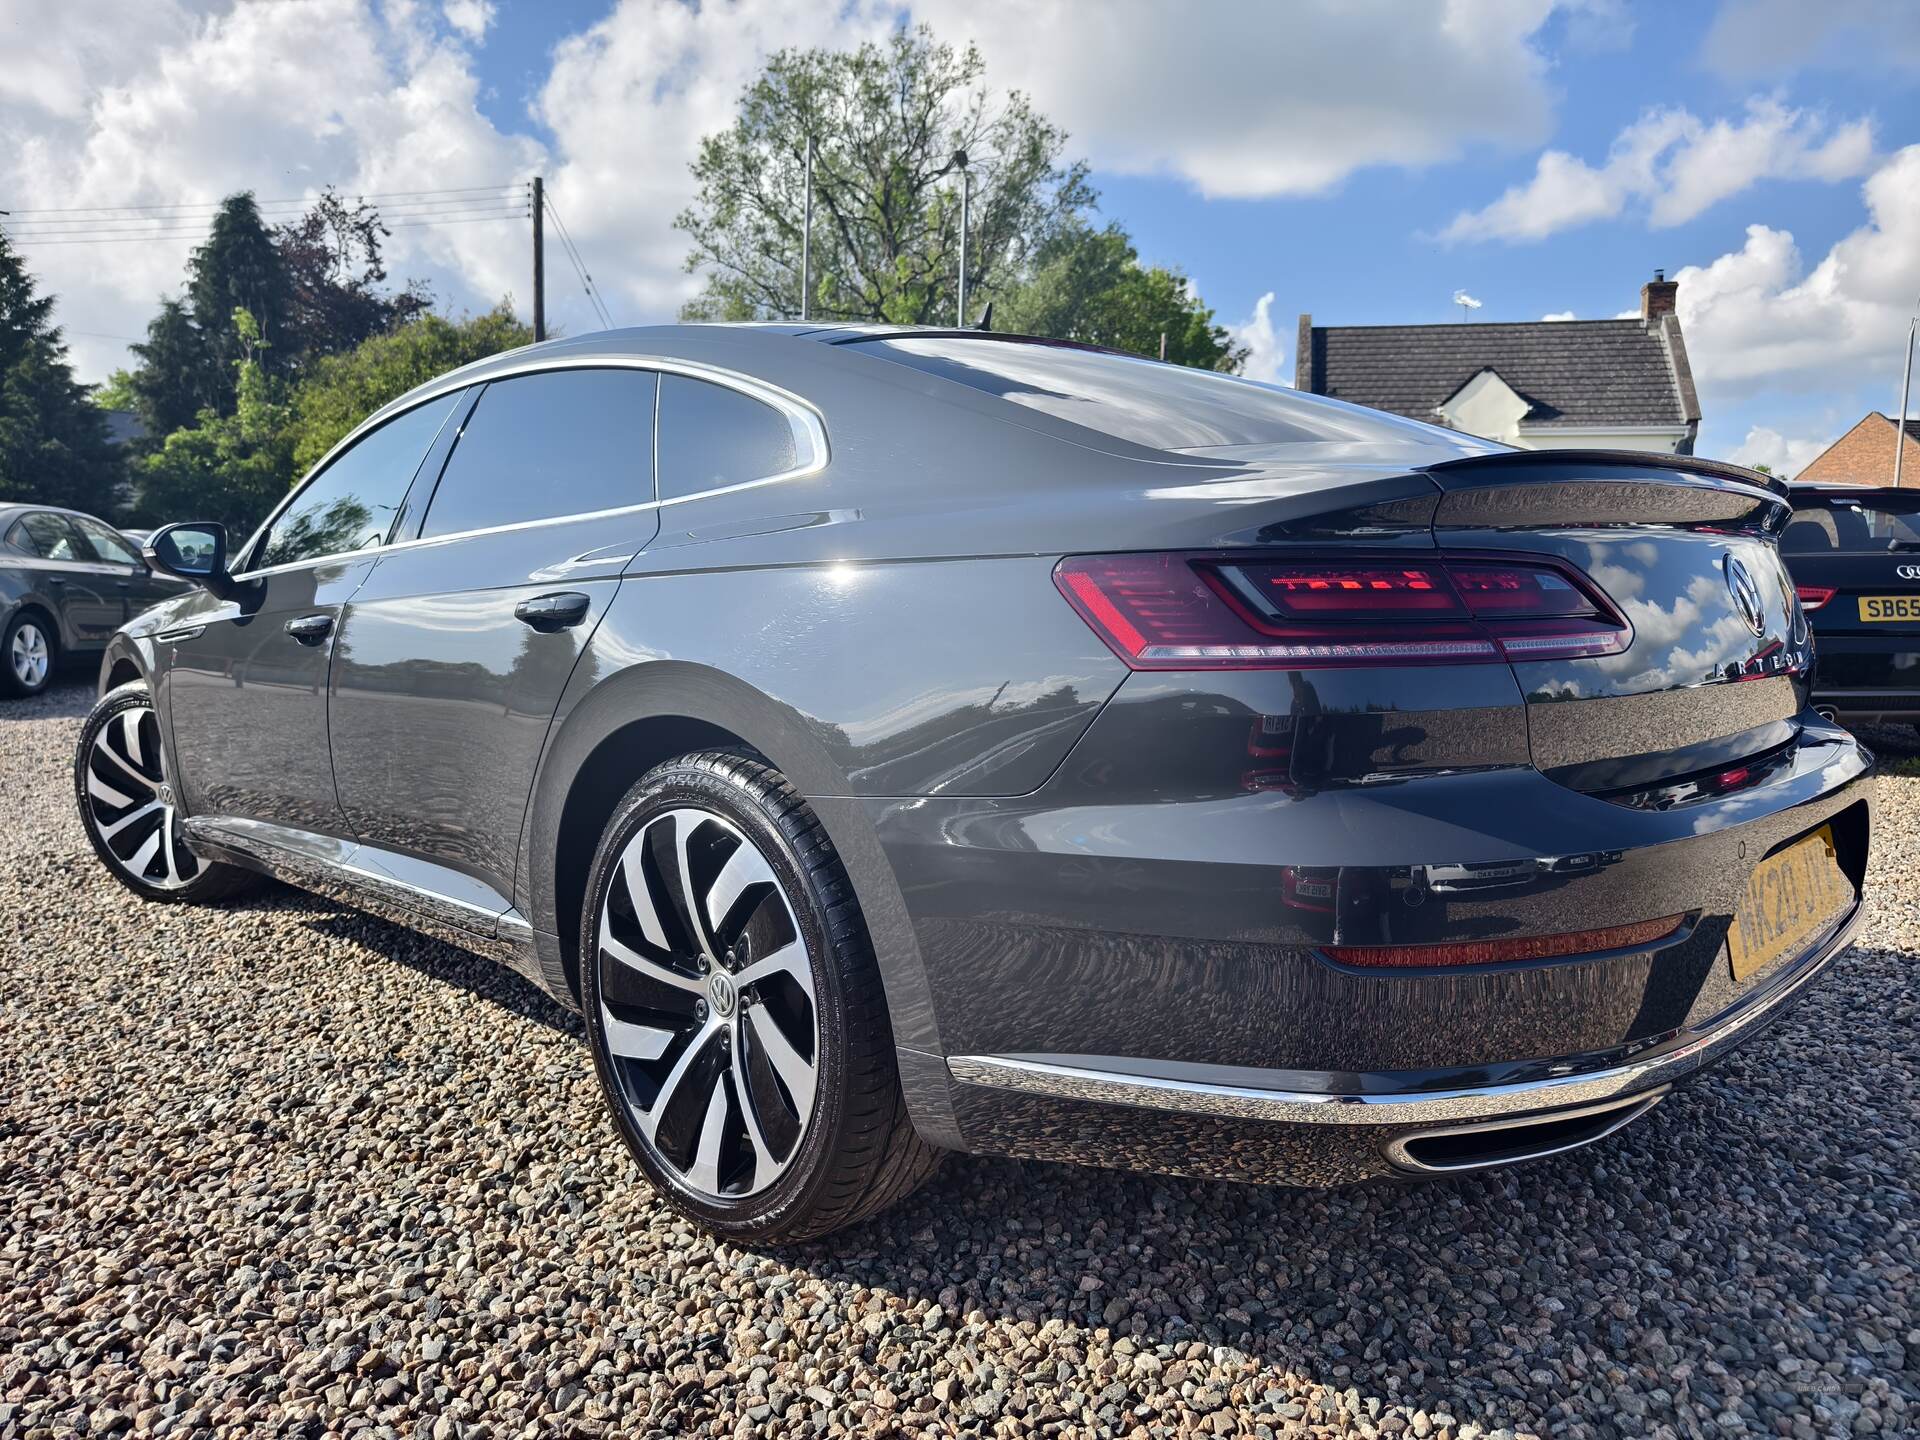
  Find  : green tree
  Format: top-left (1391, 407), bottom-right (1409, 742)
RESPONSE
top-left (287, 306), bottom-right (532, 472)
top-left (274, 187), bottom-right (432, 366)
top-left (0, 233), bottom-right (121, 512)
top-left (126, 297), bottom-right (215, 436)
top-left (999, 223), bottom-right (1246, 371)
top-left (189, 193), bottom-right (292, 404)
top-left (129, 307), bottom-right (292, 531)
top-left (676, 26), bottom-right (1092, 325)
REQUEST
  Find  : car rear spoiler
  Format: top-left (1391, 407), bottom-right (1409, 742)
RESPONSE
top-left (1419, 448), bottom-right (1788, 498)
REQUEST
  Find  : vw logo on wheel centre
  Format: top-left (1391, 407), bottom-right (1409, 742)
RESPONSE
top-left (1724, 553), bottom-right (1766, 636)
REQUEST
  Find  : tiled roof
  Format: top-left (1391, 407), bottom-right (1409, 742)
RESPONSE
top-left (1301, 318), bottom-right (1693, 428)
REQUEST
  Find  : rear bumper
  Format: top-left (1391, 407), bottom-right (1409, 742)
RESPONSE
top-left (861, 702), bottom-right (1874, 1185)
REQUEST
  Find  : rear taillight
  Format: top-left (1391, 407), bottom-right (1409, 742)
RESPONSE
top-left (1796, 585), bottom-right (1836, 611)
top-left (1055, 551), bottom-right (1631, 670)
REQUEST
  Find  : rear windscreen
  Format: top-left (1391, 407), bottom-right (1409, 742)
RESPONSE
top-left (854, 335), bottom-right (1344, 451)
top-left (1783, 496), bottom-right (1920, 553)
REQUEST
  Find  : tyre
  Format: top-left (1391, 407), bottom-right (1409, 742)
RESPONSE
top-left (74, 682), bottom-right (259, 903)
top-left (3, 610), bottom-right (55, 697)
top-left (580, 751), bottom-right (942, 1242)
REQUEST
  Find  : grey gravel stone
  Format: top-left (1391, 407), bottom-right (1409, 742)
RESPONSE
top-left (1, 681), bottom-right (1915, 1440)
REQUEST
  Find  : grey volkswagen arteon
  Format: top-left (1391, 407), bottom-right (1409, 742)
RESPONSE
top-left (76, 325), bottom-right (1873, 1240)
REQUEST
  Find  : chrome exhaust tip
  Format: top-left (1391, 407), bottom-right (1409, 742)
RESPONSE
top-left (1385, 1090), bottom-right (1666, 1175)
top-left (1815, 706), bottom-right (1839, 723)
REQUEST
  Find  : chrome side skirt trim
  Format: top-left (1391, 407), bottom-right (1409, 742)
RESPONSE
top-left (181, 816), bottom-right (546, 989)
top-left (947, 900), bottom-right (1863, 1128)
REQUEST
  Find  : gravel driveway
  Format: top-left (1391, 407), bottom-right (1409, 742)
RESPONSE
top-left (2, 680), bottom-right (1914, 1439)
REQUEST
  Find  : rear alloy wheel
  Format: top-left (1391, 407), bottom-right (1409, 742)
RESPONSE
top-left (581, 752), bottom-right (941, 1241)
top-left (3, 613), bottom-right (54, 697)
top-left (74, 683), bottom-right (258, 903)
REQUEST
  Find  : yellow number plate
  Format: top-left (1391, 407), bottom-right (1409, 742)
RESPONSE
top-left (1726, 825), bottom-right (1851, 983)
top-left (1858, 595), bottom-right (1920, 621)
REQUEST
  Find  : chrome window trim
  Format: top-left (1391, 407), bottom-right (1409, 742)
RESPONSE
top-left (228, 354), bottom-right (828, 580)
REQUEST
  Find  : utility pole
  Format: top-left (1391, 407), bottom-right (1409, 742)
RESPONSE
top-left (800, 138), bottom-right (813, 322)
top-left (953, 150), bottom-right (970, 327)
top-left (531, 175), bottom-right (546, 343)
top-left (1896, 296), bottom-right (1918, 488)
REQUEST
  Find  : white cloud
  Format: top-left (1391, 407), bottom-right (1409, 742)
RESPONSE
top-left (442, 0), bottom-right (495, 43)
top-left (1, 0), bottom-right (543, 380)
top-left (906, 0), bottom-right (1569, 199)
top-left (1441, 98), bottom-right (1874, 242)
top-left (1230, 292), bottom-right (1285, 384)
top-left (1675, 146), bottom-right (1920, 418)
top-left (1541, 310), bottom-right (1577, 320)
top-left (1729, 425), bottom-right (1830, 477)
top-left (1702, 0), bottom-right (1920, 77)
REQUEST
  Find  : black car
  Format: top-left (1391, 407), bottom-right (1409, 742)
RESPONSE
top-left (74, 327), bottom-right (1873, 1241)
top-left (1, 503), bottom-right (190, 697)
top-left (1781, 483), bottom-right (1920, 728)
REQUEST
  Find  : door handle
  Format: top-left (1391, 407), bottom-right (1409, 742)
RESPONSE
top-left (284, 613), bottom-right (334, 645)
top-left (514, 591), bottom-right (592, 632)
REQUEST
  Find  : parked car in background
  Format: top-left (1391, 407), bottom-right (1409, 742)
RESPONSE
top-left (1, 504), bottom-right (192, 697)
top-left (75, 326), bottom-right (1872, 1242)
top-left (119, 528), bottom-right (152, 548)
top-left (1781, 483), bottom-right (1920, 730)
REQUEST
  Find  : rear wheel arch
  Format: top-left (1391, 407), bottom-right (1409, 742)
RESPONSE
top-left (527, 660), bottom-right (944, 1062)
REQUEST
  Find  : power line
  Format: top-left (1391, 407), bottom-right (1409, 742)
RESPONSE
top-left (12, 210), bottom-right (527, 246)
top-left (5, 196), bottom-right (529, 236)
top-left (5, 183), bottom-right (527, 218)
top-left (541, 190), bottom-right (614, 330)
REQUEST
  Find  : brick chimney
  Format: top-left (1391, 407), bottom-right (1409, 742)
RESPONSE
top-left (1641, 268), bottom-right (1678, 321)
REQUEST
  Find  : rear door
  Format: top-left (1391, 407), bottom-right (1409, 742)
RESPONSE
top-left (328, 366), bottom-right (660, 906)
top-left (68, 513), bottom-right (190, 621)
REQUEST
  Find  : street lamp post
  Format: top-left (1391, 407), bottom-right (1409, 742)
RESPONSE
top-left (800, 136), bottom-right (813, 322)
top-left (952, 149), bottom-right (970, 328)
top-left (1897, 297), bottom-right (1918, 488)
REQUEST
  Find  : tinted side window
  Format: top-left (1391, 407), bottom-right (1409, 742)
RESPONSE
top-left (12, 513), bottom-right (86, 560)
top-left (255, 392), bottom-right (460, 570)
top-left (657, 374), bottom-right (801, 501)
top-left (419, 369), bottom-right (658, 539)
top-left (70, 515), bottom-right (141, 566)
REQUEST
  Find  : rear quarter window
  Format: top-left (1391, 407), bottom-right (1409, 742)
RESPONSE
top-left (656, 374), bottom-right (806, 501)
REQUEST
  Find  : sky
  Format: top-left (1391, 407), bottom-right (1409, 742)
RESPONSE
top-left (4, 0), bottom-right (1919, 474)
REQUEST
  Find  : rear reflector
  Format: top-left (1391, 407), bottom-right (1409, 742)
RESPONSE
top-left (1324, 914), bottom-right (1686, 969)
top-left (1796, 585), bottom-right (1836, 611)
top-left (1056, 551), bottom-right (1632, 670)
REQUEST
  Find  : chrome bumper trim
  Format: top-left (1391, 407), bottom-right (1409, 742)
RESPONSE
top-left (947, 900), bottom-right (1863, 1128)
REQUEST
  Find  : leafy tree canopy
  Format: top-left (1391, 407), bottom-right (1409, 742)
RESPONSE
top-left (676, 26), bottom-right (1093, 326)
top-left (0, 233), bottom-right (120, 511)
top-left (999, 223), bottom-right (1247, 371)
top-left (275, 188), bottom-right (432, 366)
top-left (287, 306), bottom-right (531, 473)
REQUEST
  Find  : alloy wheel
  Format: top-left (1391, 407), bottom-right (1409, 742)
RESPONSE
top-left (10, 622), bottom-right (48, 690)
top-left (81, 705), bottom-right (200, 890)
top-left (596, 806), bottom-right (819, 1200)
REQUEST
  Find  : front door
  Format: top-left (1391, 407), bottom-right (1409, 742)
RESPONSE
top-left (329, 366), bottom-right (660, 904)
top-left (164, 391), bottom-right (464, 834)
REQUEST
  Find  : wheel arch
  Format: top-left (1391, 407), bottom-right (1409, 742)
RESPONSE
top-left (523, 658), bottom-right (946, 1064)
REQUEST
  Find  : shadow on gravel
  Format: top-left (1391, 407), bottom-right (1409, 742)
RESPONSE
top-left (283, 898), bottom-right (583, 1039)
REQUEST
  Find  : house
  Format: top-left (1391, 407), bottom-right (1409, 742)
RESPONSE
top-left (1794, 413), bottom-right (1920, 485)
top-left (1296, 272), bottom-right (1700, 454)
